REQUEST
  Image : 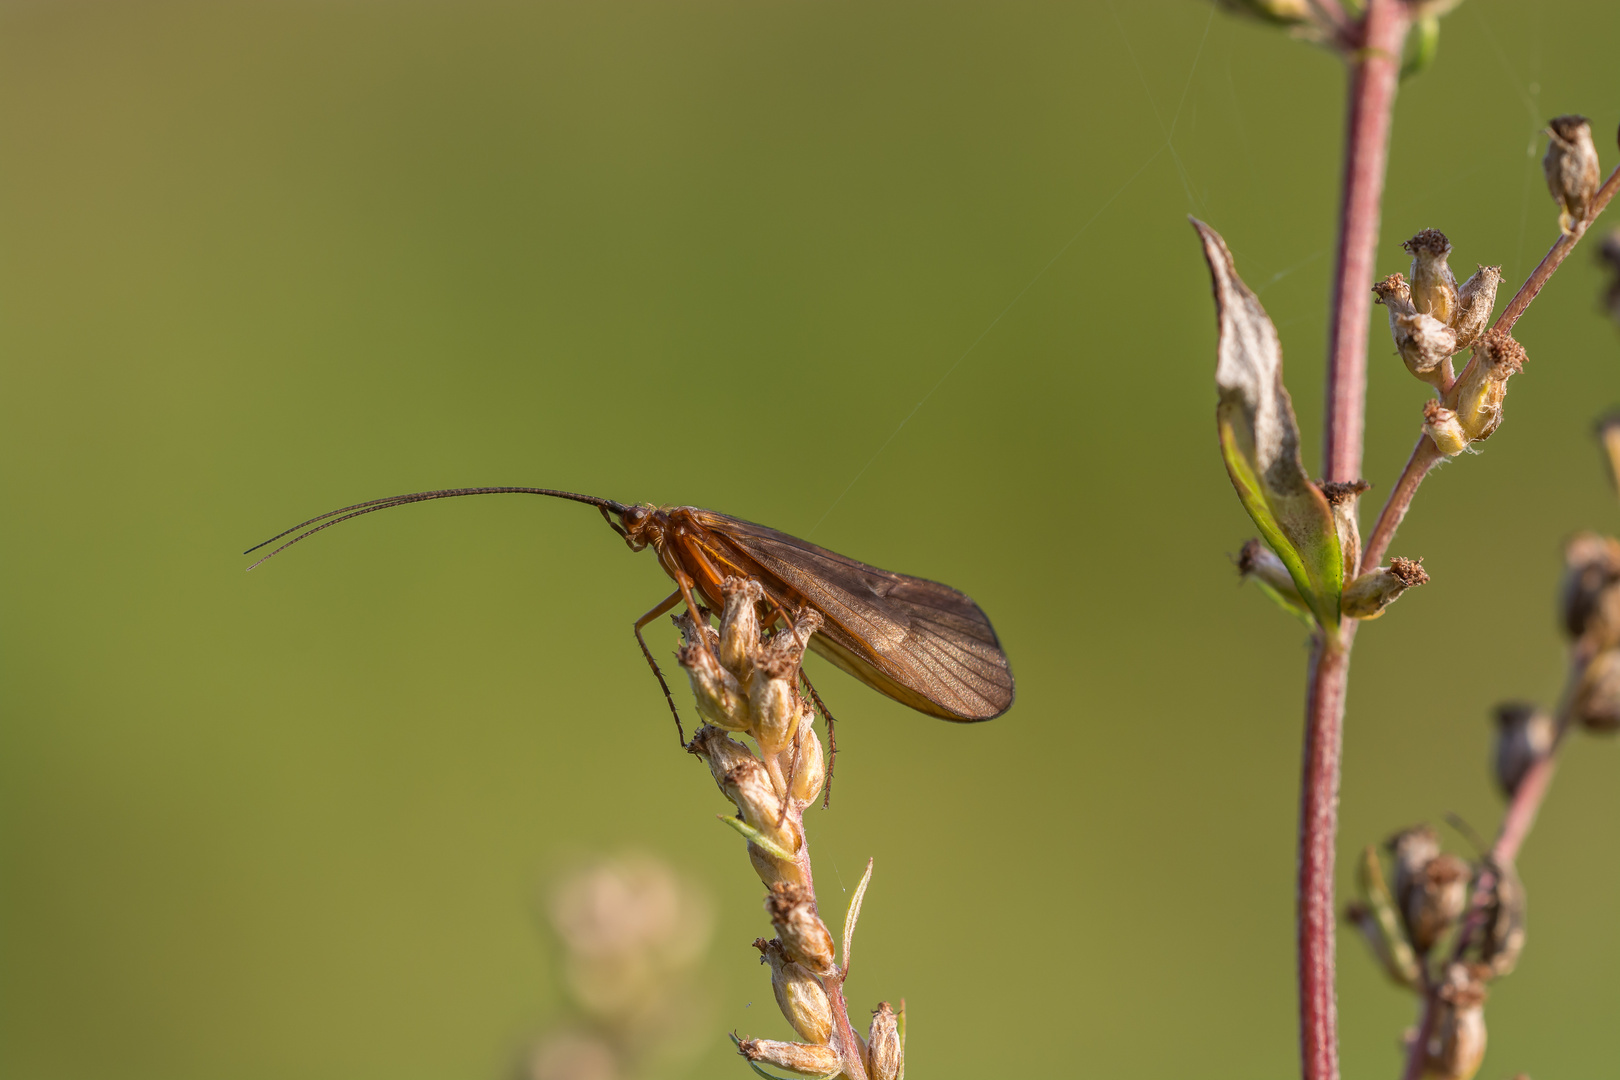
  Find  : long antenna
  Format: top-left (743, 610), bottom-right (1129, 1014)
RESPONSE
top-left (245, 487), bottom-right (629, 570)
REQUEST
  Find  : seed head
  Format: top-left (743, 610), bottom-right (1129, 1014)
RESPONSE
top-left (1574, 648), bottom-right (1620, 733)
top-left (755, 937), bottom-right (835, 1045)
top-left (868, 1002), bottom-right (903, 1080)
top-left (736, 1037), bottom-right (842, 1076)
top-left (1560, 531), bottom-right (1620, 644)
top-left (1492, 702), bottom-right (1553, 800)
top-left (1340, 557), bottom-right (1428, 620)
top-left (1424, 964), bottom-right (1489, 1080)
top-left (1423, 400), bottom-right (1470, 457)
top-left (1404, 229), bottom-right (1460, 327)
top-left (1544, 115), bottom-right (1602, 235)
top-left (767, 883), bottom-right (837, 976)
top-left (1403, 852), bottom-right (1470, 954)
top-left (1447, 330), bottom-right (1525, 443)
top-left (1452, 265), bottom-right (1501, 352)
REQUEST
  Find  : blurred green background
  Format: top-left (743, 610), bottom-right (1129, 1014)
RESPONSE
top-left (4, 2), bottom-right (1618, 1077)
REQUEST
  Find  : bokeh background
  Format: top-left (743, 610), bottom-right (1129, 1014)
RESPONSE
top-left (4, 2), bottom-right (1618, 1077)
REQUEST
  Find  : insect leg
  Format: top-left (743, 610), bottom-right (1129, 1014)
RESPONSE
top-left (634, 589), bottom-right (687, 745)
top-left (799, 668), bottom-right (837, 808)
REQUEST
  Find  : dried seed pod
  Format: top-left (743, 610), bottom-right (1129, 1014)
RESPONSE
top-left (679, 638), bottom-right (749, 731)
top-left (1423, 400), bottom-right (1470, 457)
top-left (1544, 115), bottom-right (1602, 234)
top-left (1318, 481), bottom-right (1369, 582)
top-left (756, 938), bottom-right (834, 1045)
top-left (688, 725), bottom-right (758, 788)
top-left (1404, 852), bottom-right (1470, 954)
top-left (747, 839), bottom-right (806, 888)
top-left (1574, 648), bottom-right (1620, 733)
top-left (1560, 532), bottom-right (1620, 644)
top-left (737, 1037), bottom-right (842, 1076)
top-left (1492, 702), bottom-right (1554, 799)
top-left (868, 1002), bottom-right (903, 1080)
top-left (1473, 859), bottom-right (1527, 979)
top-left (1424, 963), bottom-right (1489, 1080)
top-left (1387, 825), bottom-right (1442, 920)
top-left (1341, 557), bottom-right (1428, 620)
top-left (1393, 312), bottom-right (1457, 385)
top-left (789, 720), bottom-right (826, 805)
top-left (767, 883), bottom-right (837, 975)
top-left (718, 577), bottom-right (765, 677)
top-left (750, 652), bottom-right (802, 757)
top-left (1452, 265), bottom-right (1501, 352)
top-left (1405, 229), bottom-right (1459, 327)
top-left (1447, 330), bottom-right (1525, 442)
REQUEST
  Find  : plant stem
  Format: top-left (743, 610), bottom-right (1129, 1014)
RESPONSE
top-left (1301, 6), bottom-right (1409, 1079)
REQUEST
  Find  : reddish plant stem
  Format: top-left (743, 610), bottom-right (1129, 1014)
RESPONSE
top-left (1300, 6), bottom-right (1408, 1080)
top-left (1322, 0), bottom-right (1408, 486)
top-left (1362, 160), bottom-right (1620, 574)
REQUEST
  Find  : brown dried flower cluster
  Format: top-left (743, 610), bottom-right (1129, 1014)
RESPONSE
top-left (680, 577), bottom-right (904, 1080)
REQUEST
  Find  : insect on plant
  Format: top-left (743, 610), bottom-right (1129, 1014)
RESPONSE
top-left (246, 487), bottom-right (1015, 741)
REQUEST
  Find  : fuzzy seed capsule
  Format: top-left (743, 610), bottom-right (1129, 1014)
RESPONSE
top-left (1446, 330), bottom-right (1525, 442)
top-left (756, 938), bottom-right (835, 1045)
top-left (1560, 531), bottom-right (1620, 644)
top-left (1492, 702), bottom-right (1553, 799)
top-left (1574, 648), bottom-right (1620, 733)
top-left (1423, 400), bottom-right (1470, 457)
top-left (1341, 557), bottom-right (1428, 620)
top-left (1544, 115), bottom-right (1602, 235)
top-left (1405, 229), bottom-right (1460, 327)
top-left (868, 1002), bottom-right (903, 1080)
top-left (1424, 964), bottom-right (1489, 1080)
top-left (737, 1037), bottom-right (842, 1076)
top-left (767, 883), bottom-right (837, 975)
top-left (1452, 265), bottom-right (1501, 352)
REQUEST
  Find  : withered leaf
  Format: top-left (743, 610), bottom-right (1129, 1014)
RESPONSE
top-left (1193, 218), bottom-right (1342, 627)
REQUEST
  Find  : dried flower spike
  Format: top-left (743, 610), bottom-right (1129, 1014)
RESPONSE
top-left (1446, 329), bottom-right (1526, 443)
top-left (1423, 400), bottom-right (1470, 457)
top-left (1341, 557), bottom-right (1428, 619)
top-left (1544, 115), bottom-right (1602, 235)
top-left (1404, 229), bottom-right (1460, 327)
top-left (1492, 702), bottom-right (1554, 799)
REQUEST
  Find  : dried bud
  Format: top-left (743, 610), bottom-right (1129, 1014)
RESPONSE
top-left (1404, 852), bottom-right (1470, 954)
top-left (1423, 400), bottom-right (1471, 457)
top-left (789, 720), bottom-right (826, 805)
top-left (750, 652), bottom-right (803, 757)
top-left (1424, 963), bottom-right (1489, 1080)
top-left (755, 938), bottom-right (834, 1045)
top-left (1404, 229), bottom-right (1459, 327)
top-left (1473, 859), bottom-right (1527, 979)
top-left (688, 725), bottom-right (758, 789)
top-left (1387, 825), bottom-right (1442, 917)
top-left (1492, 702), bottom-right (1553, 799)
top-left (1560, 531), bottom-right (1620, 643)
top-left (737, 1037), bottom-right (842, 1076)
top-left (1318, 481), bottom-right (1369, 582)
top-left (767, 883), bottom-right (837, 975)
top-left (1574, 648), bottom-right (1620, 733)
top-left (868, 1002), bottom-right (903, 1080)
top-left (679, 637), bottom-right (749, 731)
top-left (1393, 312), bottom-right (1458, 386)
top-left (1374, 272), bottom-right (1417, 337)
top-left (1544, 115), bottom-right (1602, 234)
top-left (1236, 538), bottom-right (1309, 616)
top-left (1451, 265), bottom-right (1501, 351)
top-left (1446, 330), bottom-right (1525, 442)
top-left (1341, 557), bottom-right (1428, 619)
top-left (718, 577), bottom-right (765, 677)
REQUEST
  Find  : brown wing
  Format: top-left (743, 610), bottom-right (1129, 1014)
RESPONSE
top-left (686, 508), bottom-right (1014, 722)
